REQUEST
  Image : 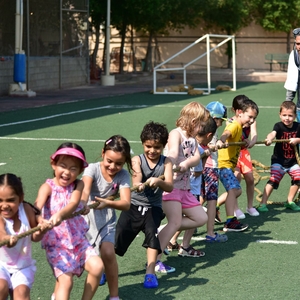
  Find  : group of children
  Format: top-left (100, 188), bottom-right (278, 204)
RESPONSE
top-left (1, 97), bottom-right (300, 299)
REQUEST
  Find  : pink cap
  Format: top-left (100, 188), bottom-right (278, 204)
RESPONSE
top-left (50, 148), bottom-right (88, 168)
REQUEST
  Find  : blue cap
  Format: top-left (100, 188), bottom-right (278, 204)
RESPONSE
top-left (206, 101), bottom-right (227, 119)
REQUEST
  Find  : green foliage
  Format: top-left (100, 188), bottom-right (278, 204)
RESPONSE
top-left (199, 0), bottom-right (251, 35)
top-left (250, 0), bottom-right (300, 33)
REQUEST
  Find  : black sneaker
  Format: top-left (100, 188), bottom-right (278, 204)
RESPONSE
top-left (215, 207), bottom-right (222, 223)
top-left (223, 217), bottom-right (248, 232)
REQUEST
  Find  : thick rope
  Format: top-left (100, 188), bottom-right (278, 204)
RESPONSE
top-left (0, 175), bottom-right (166, 247)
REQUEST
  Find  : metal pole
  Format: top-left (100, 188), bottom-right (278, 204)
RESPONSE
top-left (26, 0), bottom-right (30, 89)
top-left (105, 0), bottom-right (111, 76)
top-left (206, 35), bottom-right (211, 94)
top-left (232, 36), bottom-right (236, 91)
top-left (59, 0), bottom-right (62, 89)
top-left (86, 0), bottom-right (90, 84)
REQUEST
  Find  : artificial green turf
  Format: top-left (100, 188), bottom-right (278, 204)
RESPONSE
top-left (0, 81), bottom-right (297, 299)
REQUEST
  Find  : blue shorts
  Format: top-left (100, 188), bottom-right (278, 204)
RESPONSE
top-left (201, 167), bottom-right (219, 201)
top-left (219, 168), bottom-right (241, 191)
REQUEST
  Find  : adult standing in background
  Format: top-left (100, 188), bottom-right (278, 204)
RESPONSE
top-left (285, 28), bottom-right (300, 122)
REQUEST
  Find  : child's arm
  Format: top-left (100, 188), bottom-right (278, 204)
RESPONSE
top-left (34, 183), bottom-right (54, 228)
top-left (265, 130), bottom-right (277, 146)
top-left (246, 121), bottom-right (258, 148)
top-left (35, 181), bottom-right (83, 226)
top-left (82, 174), bottom-right (131, 211)
top-left (147, 157), bottom-right (173, 192)
top-left (0, 217), bottom-right (18, 247)
top-left (167, 129), bottom-right (201, 169)
top-left (23, 202), bottom-right (48, 242)
top-left (166, 129), bottom-right (181, 166)
top-left (94, 187), bottom-right (131, 211)
top-left (215, 129), bottom-right (232, 148)
top-left (131, 155), bottom-right (144, 191)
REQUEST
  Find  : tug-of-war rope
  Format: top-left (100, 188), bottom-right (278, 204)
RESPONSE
top-left (0, 139), bottom-right (298, 248)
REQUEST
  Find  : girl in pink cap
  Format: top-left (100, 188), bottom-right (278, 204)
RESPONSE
top-left (34, 142), bottom-right (104, 300)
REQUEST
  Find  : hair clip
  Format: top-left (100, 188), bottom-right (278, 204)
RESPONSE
top-left (106, 139), bottom-right (112, 145)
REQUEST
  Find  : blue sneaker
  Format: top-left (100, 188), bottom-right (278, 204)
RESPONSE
top-left (143, 274), bottom-right (158, 288)
top-left (99, 273), bottom-right (106, 286)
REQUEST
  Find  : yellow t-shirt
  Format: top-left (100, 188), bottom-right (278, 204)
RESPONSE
top-left (218, 120), bottom-right (242, 170)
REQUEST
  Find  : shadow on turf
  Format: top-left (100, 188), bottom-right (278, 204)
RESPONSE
top-left (117, 276), bottom-right (209, 299)
top-left (113, 205), bottom-right (289, 299)
top-left (0, 81), bottom-right (269, 137)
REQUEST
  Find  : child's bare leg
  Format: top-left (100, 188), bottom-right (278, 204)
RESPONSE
top-left (217, 192), bottom-right (227, 207)
top-left (157, 201), bottom-right (182, 261)
top-left (181, 206), bottom-right (208, 230)
top-left (261, 183), bottom-right (273, 205)
top-left (181, 229), bottom-right (195, 248)
top-left (146, 248), bottom-right (158, 274)
top-left (0, 279), bottom-right (9, 300)
top-left (100, 242), bottom-right (119, 298)
top-left (206, 200), bottom-right (217, 237)
top-left (13, 284), bottom-right (30, 300)
top-left (225, 188), bottom-right (242, 217)
top-left (56, 273), bottom-right (73, 300)
top-left (82, 255), bottom-right (103, 300)
top-left (287, 185), bottom-right (299, 203)
top-left (244, 172), bottom-right (255, 208)
top-left (169, 231), bottom-right (181, 245)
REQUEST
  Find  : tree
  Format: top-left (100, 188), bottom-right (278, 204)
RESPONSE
top-left (129, 0), bottom-right (203, 71)
top-left (199, 0), bottom-right (252, 68)
top-left (250, 0), bottom-right (300, 53)
top-left (89, 0), bottom-right (106, 78)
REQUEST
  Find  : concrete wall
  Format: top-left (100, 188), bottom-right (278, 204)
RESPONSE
top-left (93, 22), bottom-right (293, 72)
top-left (0, 57), bottom-right (88, 96)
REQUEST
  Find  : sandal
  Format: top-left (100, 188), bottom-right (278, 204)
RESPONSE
top-left (206, 232), bottom-right (228, 243)
top-left (178, 245), bottom-right (205, 257)
top-left (166, 241), bottom-right (180, 251)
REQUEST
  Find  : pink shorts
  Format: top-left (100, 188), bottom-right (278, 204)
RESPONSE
top-left (236, 148), bottom-right (253, 174)
top-left (163, 188), bottom-right (200, 209)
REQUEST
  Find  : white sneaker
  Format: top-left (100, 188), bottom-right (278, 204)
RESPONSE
top-left (246, 207), bottom-right (259, 216)
top-left (234, 209), bottom-right (245, 220)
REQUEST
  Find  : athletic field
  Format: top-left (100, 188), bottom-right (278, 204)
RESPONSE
top-left (0, 81), bottom-right (297, 300)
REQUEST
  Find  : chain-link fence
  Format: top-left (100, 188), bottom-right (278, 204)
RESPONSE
top-left (0, 0), bottom-right (89, 93)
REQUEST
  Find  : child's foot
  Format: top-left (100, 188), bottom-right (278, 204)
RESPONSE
top-left (166, 241), bottom-right (180, 252)
top-left (215, 207), bottom-right (222, 223)
top-left (257, 204), bottom-right (269, 212)
top-left (223, 217), bottom-right (248, 232)
top-left (155, 260), bottom-right (176, 273)
top-left (205, 232), bottom-right (228, 243)
top-left (234, 209), bottom-right (246, 220)
top-left (246, 207), bottom-right (259, 216)
top-left (178, 245), bottom-right (205, 257)
top-left (143, 274), bottom-right (158, 288)
top-left (284, 201), bottom-right (300, 211)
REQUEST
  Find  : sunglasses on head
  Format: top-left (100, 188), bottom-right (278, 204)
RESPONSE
top-left (293, 28), bottom-right (300, 37)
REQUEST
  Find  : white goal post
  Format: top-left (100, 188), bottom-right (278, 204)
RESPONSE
top-left (153, 34), bottom-right (236, 95)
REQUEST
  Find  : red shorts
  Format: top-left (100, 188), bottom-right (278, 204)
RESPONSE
top-left (236, 148), bottom-right (252, 175)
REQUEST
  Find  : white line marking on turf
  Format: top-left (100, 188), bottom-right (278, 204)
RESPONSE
top-left (256, 240), bottom-right (298, 245)
top-left (0, 104), bottom-right (281, 128)
top-left (0, 137), bottom-right (141, 143)
top-left (0, 163), bottom-right (6, 166)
